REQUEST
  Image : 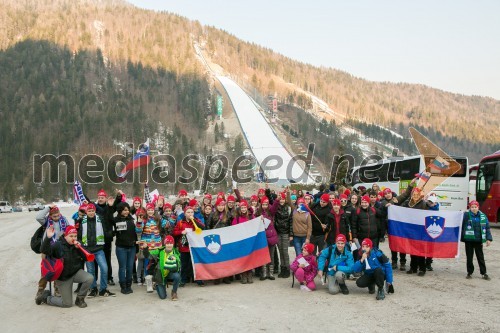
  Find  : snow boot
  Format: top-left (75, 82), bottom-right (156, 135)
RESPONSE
top-left (120, 282), bottom-right (127, 294)
top-left (268, 265), bottom-right (275, 280)
top-left (145, 275), bottom-right (154, 293)
top-left (281, 267), bottom-right (291, 278)
top-left (75, 295), bottom-right (88, 308)
top-left (376, 287), bottom-right (385, 300)
top-left (260, 265), bottom-right (268, 280)
top-left (126, 280), bottom-right (133, 294)
top-left (35, 290), bottom-right (50, 305)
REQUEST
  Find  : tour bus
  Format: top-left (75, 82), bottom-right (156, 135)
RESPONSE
top-left (346, 155), bottom-right (469, 211)
top-left (476, 150), bottom-right (500, 223)
top-left (468, 164), bottom-right (478, 204)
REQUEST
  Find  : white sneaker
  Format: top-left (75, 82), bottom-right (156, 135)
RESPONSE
top-left (300, 285), bottom-right (312, 292)
top-left (145, 275), bottom-right (153, 293)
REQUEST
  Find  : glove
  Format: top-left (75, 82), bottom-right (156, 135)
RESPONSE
top-left (388, 284), bottom-right (394, 294)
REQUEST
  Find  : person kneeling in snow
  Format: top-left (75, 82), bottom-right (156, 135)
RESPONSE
top-left (37, 225), bottom-right (94, 308)
top-left (352, 238), bottom-right (394, 300)
top-left (317, 234), bottom-right (354, 295)
top-left (290, 243), bottom-right (318, 291)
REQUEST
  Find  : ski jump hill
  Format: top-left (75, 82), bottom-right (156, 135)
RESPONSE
top-left (217, 76), bottom-right (315, 185)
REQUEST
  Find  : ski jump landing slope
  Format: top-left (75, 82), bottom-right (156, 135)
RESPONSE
top-left (217, 76), bottom-right (314, 184)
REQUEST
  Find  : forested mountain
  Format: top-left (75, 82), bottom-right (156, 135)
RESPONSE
top-left (0, 0), bottom-right (498, 201)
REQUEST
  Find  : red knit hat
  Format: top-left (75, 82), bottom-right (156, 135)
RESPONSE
top-left (258, 188), bottom-right (265, 195)
top-left (239, 200), bottom-right (248, 207)
top-left (469, 200), bottom-right (480, 208)
top-left (136, 208), bottom-right (146, 216)
top-left (189, 199), bottom-right (198, 207)
top-left (164, 203), bottom-right (172, 210)
top-left (86, 203), bottom-right (96, 211)
top-left (215, 198), bottom-right (226, 207)
top-left (164, 235), bottom-right (175, 245)
top-left (332, 199), bottom-right (341, 206)
top-left (178, 189), bottom-right (188, 197)
top-left (320, 193), bottom-right (330, 202)
top-left (303, 243), bottom-right (315, 255)
top-left (279, 192), bottom-right (286, 200)
top-left (227, 195), bottom-right (236, 203)
top-left (133, 196), bottom-right (142, 204)
top-left (97, 189), bottom-right (107, 197)
top-left (339, 194), bottom-right (348, 201)
top-left (49, 206), bottom-right (60, 215)
top-left (362, 238), bottom-right (373, 248)
top-left (336, 234), bottom-right (347, 243)
top-left (146, 203), bottom-right (155, 210)
top-left (250, 195), bottom-right (258, 202)
top-left (261, 197), bottom-right (269, 204)
top-left (184, 205), bottom-right (194, 213)
top-left (378, 191), bottom-right (384, 197)
top-left (344, 189), bottom-right (351, 196)
top-left (204, 193), bottom-right (212, 200)
top-left (78, 204), bottom-right (87, 212)
top-left (64, 225), bottom-right (77, 236)
top-left (217, 192), bottom-right (225, 199)
top-left (384, 188), bottom-right (393, 195)
top-left (361, 195), bottom-right (370, 203)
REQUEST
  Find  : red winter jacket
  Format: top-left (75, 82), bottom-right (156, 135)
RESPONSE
top-left (172, 218), bottom-right (203, 253)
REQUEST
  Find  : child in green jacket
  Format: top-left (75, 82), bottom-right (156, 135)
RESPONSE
top-left (142, 235), bottom-right (181, 300)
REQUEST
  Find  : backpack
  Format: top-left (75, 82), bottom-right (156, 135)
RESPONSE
top-left (30, 226), bottom-right (45, 254)
top-left (41, 256), bottom-right (64, 282)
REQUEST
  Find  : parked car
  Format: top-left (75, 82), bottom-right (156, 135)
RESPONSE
top-left (0, 201), bottom-right (13, 213)
top-left (28, 203), bottom-right (45, 212)
top-left (12, 206), bottom-right (23, 212)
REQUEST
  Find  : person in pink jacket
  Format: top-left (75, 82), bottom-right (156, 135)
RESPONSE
top-left (231, 201), bottom-right (254, 225)
top-left (290, 243), bottom-right (318, 291)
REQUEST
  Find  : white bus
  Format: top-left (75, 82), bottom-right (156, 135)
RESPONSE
top-left (346, 155), bottom-right (469, 211)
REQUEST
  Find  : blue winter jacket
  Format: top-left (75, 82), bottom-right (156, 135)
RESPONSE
top-left (176, 209), bottom-right (205, 227)
top-left (318, 244), bottom-right (354, 276)
top-left (352, 249), bottom-right (393, 284)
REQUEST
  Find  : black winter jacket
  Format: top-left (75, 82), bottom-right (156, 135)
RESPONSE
top-left (310, 202), bottom-right (331, 236)
top-left (40, 236), bottom-right (86, 281)
top-left (274, 204), bottom-right (292, 235)
top-left (351, 206), bottom-right (385, 240)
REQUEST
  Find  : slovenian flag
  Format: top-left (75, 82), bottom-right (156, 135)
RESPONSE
top-left (118, 139), bottom-right (151, 179)
top-left (387, 206), bottom-right (462, 258)
top-left (415, 171), bottom-right (430, 182)
top-left (186, 217), bottom-right (271, 280)
top-left (428, 156), bottom-right (450, 173)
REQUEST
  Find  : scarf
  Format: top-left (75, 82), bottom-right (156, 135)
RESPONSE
top-left (46, 215), bottom-right (69, 243)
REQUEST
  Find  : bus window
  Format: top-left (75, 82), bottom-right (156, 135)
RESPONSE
top-left (395, 158), bottom-right (420, 181)
top-left (476, 161), bottom-right (497, 202)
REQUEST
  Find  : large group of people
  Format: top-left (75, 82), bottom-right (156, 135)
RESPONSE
top-left (33, 180), bottom-right (493, 308)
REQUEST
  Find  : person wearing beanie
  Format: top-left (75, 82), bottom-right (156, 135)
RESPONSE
top-left (35, 204), bottom-right (74, 300)
top-left (77, 203), bottom-right (115, 298)
top-left (231, 200), bottom-right (255, 284)
top-left (92, 189), bottom-right (123, 288)
top-left (352, 238), bottom-right (394, 300)
top-left (308, 193), bottom-right (332, 255)
top-left (351, 195), bottom-right (385, 249)
top-left (254, 196), bottom-right (280, 280)
top-left (273, 190), bottom-right (293, 279)
top-left (461, 201), bottom-right (492, 280)
top-left (131, 196), bottom-right (143, 215)
top-left (107, 201), bottom-right (137, 294)
top-left (37, 225), bottom-right (94, 308)
top-left (173, 206), bottom-right (205, 287)
top-left (141, 235), bottom-right (181, 301)
top-left (324, 199), bottom-right (351, 246)
top-left (290, 243), bottom-right (318, 291)
top-left (291, 198), bottom-right (313, 256)
top-left (160, 203), bottom-right (177, 238)
top-left (318, 234), bottom-right (354, 295)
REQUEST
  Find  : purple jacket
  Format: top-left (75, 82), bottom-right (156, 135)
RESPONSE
top-left (290, 254), bottom-right (318, 283)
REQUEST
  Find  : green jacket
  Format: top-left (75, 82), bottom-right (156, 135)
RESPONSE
top-left (146, 247), bottom-right (181, 284)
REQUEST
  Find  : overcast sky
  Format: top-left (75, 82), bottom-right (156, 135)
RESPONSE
top-left (127, 0), bottom-right (500, 100)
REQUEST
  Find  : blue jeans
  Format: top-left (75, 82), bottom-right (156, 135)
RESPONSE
top-left (293, 236), bottom-right (307, 257)
top-left (116, 246), bottom-right (135, 283)
top-left (156, 272), bottom-right (181, 299)
top-left (86, 250), bottom-right (108, 291)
